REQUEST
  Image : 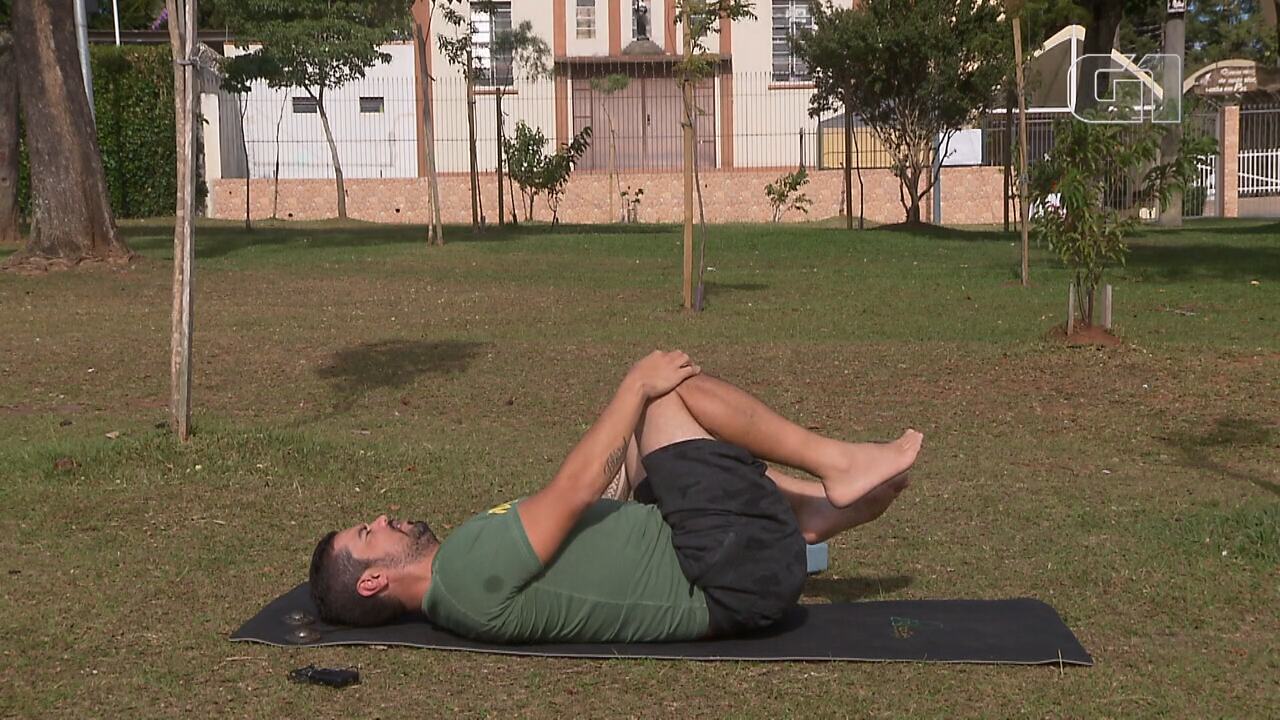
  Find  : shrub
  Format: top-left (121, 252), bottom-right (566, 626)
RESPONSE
top-left (765, 167), bottom-right (813, 223)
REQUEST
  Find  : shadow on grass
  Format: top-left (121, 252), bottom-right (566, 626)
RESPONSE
top-left (316, 339), bottom-right (486, 415)
top-left (703, 281), bottom-right (770, 294)
top-left (123, 222), bottom-right (535, 260)
top-left (1126, 243), bottom-right (1280, 282)
top-left (803, 575), bottom-right (912, 602)
top-left (1159, 416), bottom-right (1279, 497)
top-left (870, 223), bottom-right (1014, 243)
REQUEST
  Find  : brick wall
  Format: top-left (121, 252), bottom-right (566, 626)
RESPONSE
top-left (208, 166), bottom-right (1008, 226)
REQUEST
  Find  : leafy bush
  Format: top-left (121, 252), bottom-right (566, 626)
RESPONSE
top-left (1030, 117), bottom-right (1215, 327)
top-left (91, 45), bottom-right (181, 219)
top-left (503, 121), bottom-right (592, 225)
top-left (765, 167), bottom-right (813, 223)
top-left (16, 45), bottom-right (181, 221)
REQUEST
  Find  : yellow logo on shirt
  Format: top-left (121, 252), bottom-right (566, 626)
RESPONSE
top-left (487, 501), bottom-right (514, 515)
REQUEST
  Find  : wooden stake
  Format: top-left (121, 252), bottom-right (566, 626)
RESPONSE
top-left (681, 7), bottom-right (694, 310)
top-left (1067, 283), bottom-right (1076, 336)
top-left (1012, 15), bottom-right (1031, 288)
top-left (167, 0), bottom-right (197, 441)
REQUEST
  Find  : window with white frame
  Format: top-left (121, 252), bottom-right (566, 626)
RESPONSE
top-left (576, 0), bottom-right (596, 39)
top-left (772, 0), bottom-right (814, 82)
top-left (472, 1), bottom-right (514, 86)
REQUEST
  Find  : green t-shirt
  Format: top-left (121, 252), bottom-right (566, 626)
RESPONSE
top-left (422, 499), bottom-right (710, 643)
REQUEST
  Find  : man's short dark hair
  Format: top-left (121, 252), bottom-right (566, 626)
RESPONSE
top-left (308, 531), bottom-right (404, 627)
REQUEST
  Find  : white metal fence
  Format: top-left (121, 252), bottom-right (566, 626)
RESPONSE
top-left (1238, 148), bottom-right (1280, 196)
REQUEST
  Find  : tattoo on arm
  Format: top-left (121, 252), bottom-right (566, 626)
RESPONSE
top-left (602, 437), bottom-right (629, 486)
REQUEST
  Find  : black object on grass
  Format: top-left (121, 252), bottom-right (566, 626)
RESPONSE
top-left (288, 665), bottom-right (360, 688)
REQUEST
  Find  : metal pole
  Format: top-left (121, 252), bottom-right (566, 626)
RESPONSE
top-left (112, 0), bottom-right (122, 46)
top-left (73, 0), bottom-right (96, 122)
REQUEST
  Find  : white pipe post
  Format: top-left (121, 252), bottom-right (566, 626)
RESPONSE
top-left (73, 0), bottom-right (96, 121)
top-left (112, 0), bottom-right (121, 46)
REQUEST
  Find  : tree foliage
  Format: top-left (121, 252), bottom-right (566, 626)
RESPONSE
top-left (1185, 0), bottom-right (1279, 70)
top-left (220, 0), bottom-right (404, 94)
top-left (502, 121), bottom-right (591, 226)
top-left (1030, 117), bottom-right (1216, 327)
top-left (794, 0), bottom-right (1009, 225)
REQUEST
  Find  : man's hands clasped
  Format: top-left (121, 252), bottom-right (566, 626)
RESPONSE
top-left (624, 350), bottom-right (701, 400)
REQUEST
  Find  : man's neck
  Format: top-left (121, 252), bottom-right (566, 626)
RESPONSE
top-left (392, 544), bottom-right (439, 612)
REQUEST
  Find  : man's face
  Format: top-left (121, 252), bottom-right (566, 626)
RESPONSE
top-left (332, 514), bottom-right (435, 568)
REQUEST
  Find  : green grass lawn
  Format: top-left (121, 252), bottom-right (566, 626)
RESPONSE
top-left (1, 218), bottom-right (1276, 718)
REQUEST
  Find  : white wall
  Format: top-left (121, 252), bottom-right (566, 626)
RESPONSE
top-left (219, 43), bottom-right (418, 180)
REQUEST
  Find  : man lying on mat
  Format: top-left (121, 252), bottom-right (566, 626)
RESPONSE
top-left (308, 351), bottom-right (923, 642)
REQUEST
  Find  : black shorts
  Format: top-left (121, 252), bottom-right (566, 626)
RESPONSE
top-left (634, 438), bottom-right (807, 637)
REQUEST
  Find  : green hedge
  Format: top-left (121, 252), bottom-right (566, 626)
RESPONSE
top-left (17, 44), bottom-right (178, 220)
top-left (92, 45), bottom-right (178, 219)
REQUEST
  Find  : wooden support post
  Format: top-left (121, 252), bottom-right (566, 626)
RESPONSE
top-left (1067, 283), bottom-right (1076, 336)
top-left (167, 0), bottom-right (197, 441)
top-left (496, 90), bottom-right (505, 227)
top-left (681, 9), bottom-right (694, 311)
top-left (1012, 14), bottom-right (1030, 287)
top-left (1102, 284), bottom-right (1113, 331)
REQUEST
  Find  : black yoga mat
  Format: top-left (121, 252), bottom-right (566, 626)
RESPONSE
top-left (232, 583), bottom-right (1092, 665)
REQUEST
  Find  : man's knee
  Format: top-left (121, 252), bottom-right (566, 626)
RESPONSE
top-left (637, 393), bottom-right (712, 456)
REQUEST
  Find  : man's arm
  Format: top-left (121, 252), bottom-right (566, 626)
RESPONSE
top-left (517, 351), bottom-right (699, 564)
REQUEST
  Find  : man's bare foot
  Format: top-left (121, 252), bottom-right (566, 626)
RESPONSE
top-left (847, 472), bottom-right (910, 525)
top-left (820, 430), bottom-right (923, 508)
top-left (795, 473), bottom-right (910, 543)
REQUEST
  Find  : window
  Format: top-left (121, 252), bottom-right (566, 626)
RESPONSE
top-left (576, 0), bottom-right (596, 39)
top-left (772, 0), bottom-right (814, 82)
top-left (472, 1), bottom-right (514, 86)
top-left (292, 96), bottom-right (318, 114)
top-left (359, 96), bottom-right (385, 114)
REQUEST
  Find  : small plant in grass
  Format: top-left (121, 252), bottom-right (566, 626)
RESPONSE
top-left (1030, 116), bottom-right (1215, 328)
top-left (502, 121), bottom-right (592, 226)
top-left (620, 186), bottom-right (645, 223)
top-left (765, 167), bottom-right (813, 223)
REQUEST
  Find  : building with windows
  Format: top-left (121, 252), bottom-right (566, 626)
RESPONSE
top-left (202, 1), bottom-right (1009, 224)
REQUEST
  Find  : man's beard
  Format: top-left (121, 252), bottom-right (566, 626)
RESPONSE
top-left (386, 520), bottom-right (437, 568)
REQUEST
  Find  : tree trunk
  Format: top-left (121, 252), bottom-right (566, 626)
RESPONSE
top-left (314, 91), bottom-right (348, 220)
top-left (239, 94), bottom-right (251, 231)
top-left (413, 18), bottom-right (444, 244)
top-left (272, 94), bottom-right (286, 219)
top-left (1075, 1), bottom-right (1124, 114)
top-left (495, 89), bottom-right (505, 227)
top-left (606, 107), bottom-right (617, 222)
top-left (0, 31), bottom-right (21, 245)
top-left (5, 0), bottom-right (132, 269)
top-left (851, 106), bottom-right (864, 230)
top-left (1158, 11), bottom-right (1185, 227)
top-left (843, 109), bottom-right (853, 230)
top-left (465, 49), bottom-right (480, 230)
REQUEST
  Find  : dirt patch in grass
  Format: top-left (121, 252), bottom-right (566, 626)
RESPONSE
top-left (1047, 323), bottom-right (1122, 347)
